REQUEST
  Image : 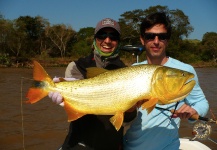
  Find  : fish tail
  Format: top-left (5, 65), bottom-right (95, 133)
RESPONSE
top-left (26, 60), bottom-right (54, 104)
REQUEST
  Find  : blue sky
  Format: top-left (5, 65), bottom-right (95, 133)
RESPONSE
top-left (0, 0), bottom-right (217, 40)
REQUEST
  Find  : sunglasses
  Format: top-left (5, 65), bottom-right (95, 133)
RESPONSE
top-left (142, 33), bottom-right (169, 41)
top-left (95, 31), bottom-right (120, 41)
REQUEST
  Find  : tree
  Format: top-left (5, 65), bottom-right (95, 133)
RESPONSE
top-left (14, 16), bottom-right (48, 56)
top-left (0, 17), bottom-right (27, 60)
top-left (45, 24), bottom-right (76, 58)
top-left (201, 32), bottom-right (217, 63)
top-left (119, 9), bottom-right (144, 45)
top-left (76, 27), bottom-right (94, 40)
top-left (169, 9), bottom-right (194, 40)
top-left (0, 16), bottom-right (11, 54)
top-left (71, 27), bottom-right (94, 57)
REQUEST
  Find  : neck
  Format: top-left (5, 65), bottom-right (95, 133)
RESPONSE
top-left (147, 56), bottom-right (168, 65)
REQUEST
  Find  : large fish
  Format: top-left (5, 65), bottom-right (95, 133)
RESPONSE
top-left (26, 61), bottom-right (196, 131)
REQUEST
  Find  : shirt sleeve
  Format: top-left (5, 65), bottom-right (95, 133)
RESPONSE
top-left (65, 62), bottom-right (84, 79)
top-left (185, 66), bottom-right (209, 117)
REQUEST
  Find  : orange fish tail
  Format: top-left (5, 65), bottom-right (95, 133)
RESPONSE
top-left (26, 61), bottom-right (53, 104)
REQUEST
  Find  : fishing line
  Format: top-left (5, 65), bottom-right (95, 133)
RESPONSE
top-left (20, 77), bottom-right (33, 150)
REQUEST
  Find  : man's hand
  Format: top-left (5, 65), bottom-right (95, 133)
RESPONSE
top-left (48, 92), bottom-right (64, 106)
top-left (171, 103), bottom-right (198, 119)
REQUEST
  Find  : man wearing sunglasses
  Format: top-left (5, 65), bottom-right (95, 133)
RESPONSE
top-left (48, 18), bottom-right (137, 150)
top-left (123, 12), bottom-right (209, 150)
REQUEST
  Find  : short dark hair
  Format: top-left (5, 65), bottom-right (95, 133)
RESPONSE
top-left (140, 12), bottom-right (172, 39)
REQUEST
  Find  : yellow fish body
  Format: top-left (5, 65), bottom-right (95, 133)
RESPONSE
top-left (26, 61), bottom-right (196, 131)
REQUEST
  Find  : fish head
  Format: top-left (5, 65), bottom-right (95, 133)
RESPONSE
top-left (152, 66), bottom-right (196, 104)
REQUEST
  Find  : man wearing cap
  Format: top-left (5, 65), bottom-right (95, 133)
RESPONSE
top-left (48, 18), bottom-right (137, 150)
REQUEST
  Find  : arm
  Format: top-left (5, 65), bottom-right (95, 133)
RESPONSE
top-left (173, 67), bottom-right (209, 120)
top-left (65, 61), bottom-right (84, 79)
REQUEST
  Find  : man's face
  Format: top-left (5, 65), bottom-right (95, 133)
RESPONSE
top-left (140, 24), bottom-right (169, 59)
top-left (95, 28), bottom-right (120, 53)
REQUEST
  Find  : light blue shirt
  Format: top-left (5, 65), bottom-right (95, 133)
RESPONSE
top-left (123, 57), bottom-right (209, 150)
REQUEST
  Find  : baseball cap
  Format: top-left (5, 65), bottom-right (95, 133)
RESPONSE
top-left (94, 18), bottom-right (121, 35)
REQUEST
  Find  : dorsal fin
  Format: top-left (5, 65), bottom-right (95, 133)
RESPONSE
top-left (86, 67), bottom-right (108, 78)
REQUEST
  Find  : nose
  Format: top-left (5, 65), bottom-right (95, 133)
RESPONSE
top-left (104, 37), bottom-right (112, 43)
top-left (153, 36), bottom-right (160, 44)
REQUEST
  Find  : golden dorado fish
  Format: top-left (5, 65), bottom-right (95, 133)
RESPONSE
top-left (26, 61), bottom-right (196, 131)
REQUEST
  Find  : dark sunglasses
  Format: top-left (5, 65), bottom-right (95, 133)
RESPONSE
top-left (142, 33), bottom-right (169, 41)
top-left (95, 31), bottom-right (120, 41)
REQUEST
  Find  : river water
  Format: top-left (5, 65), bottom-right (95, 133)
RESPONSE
top-left (0, 67), bottom-right (217, 150)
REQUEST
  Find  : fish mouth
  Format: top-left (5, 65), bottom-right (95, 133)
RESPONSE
top-left (181, 74), bottom-right (196, 94)
top-left (184, 79), bottom-right (196, 87)
top-left (184, 73), bottom-right (195, 86)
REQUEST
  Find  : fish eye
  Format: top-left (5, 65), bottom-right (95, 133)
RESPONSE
top-left (182, 73), bottom-right (186, 76)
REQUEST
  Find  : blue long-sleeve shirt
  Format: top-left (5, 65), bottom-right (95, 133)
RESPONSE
top-left (123, 57), bottom-right (209, 150)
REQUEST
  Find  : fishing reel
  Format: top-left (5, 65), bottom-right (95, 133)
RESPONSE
top-left (191, 121), bottom-right (212, 141)
top-left (190, 121), bottom-right (217, 145)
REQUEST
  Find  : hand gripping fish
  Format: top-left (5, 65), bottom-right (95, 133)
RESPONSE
top-left (26, 61), bottom-right (196, 131)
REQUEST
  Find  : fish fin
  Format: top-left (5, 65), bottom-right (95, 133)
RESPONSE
top-left (86, 67), bottom-right (108, 78)
top-left (32, 60), bottom-right (53, 82)
top-left (141, 98), bottom-right (158, 113)
top-left (26, 88), bottom-right (48, 104)
top-left (64, 100), bottom-right (85, 121)
top-left (109, 112), bottom-right (124, 131)
top-left (146, 104), bottom-right (156, 114)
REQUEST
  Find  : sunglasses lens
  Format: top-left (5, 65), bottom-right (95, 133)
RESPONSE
top-left (144, 34), bottom-right (155, 40)
top-left (143, 33), bottom-right (168, 41)
top-left (95, 32), bottom-right (120, 41)
top-left (158, 34), bottom-right (168, 40)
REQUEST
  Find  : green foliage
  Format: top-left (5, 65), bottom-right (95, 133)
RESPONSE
top-left (201, 32), bottom-right (217, 63)
top-left (71, 39), bottom-right (92, 57)
top-left (0, 53), bottom-right (11, 66)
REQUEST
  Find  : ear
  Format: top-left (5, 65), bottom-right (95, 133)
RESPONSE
top-left (140, 35), bottom-right (145, 45)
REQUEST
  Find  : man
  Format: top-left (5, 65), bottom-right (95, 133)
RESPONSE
top-left (49, 18), bottom-right (137, 150)
top-left (123, 12), bottom-right (209, 150)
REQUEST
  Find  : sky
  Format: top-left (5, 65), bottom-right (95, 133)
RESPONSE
top-left (0, 0), bottom-right (217, 40)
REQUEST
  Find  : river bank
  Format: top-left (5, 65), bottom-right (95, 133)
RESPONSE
top-left (0, 57), bottom-right (216, 68)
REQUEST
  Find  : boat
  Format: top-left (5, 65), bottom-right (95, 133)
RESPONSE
top-left (179, 138), bottom-right (211, 150)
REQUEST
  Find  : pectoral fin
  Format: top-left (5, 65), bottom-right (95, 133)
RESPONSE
top-left (146, 104), bottom-right (156, 114)
top-left (141, 98), bottom-right (158, 114)
top-left (110, 112), bottom-right (124, 131)
top-left (64, 100), bottom-right (85, 122)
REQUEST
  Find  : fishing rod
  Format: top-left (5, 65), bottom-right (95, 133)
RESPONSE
top-left (170, 109), bottom-right (217, 124)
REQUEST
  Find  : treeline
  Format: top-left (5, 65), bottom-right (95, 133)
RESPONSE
top-left (0, 5), bottom-right (217, 67)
